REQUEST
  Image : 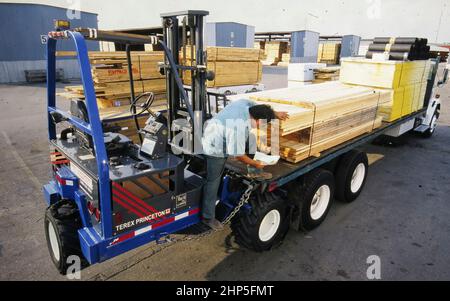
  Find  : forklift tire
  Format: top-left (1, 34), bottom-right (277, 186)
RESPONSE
top-left (44, 200), bottom-right (88, 275)
top-left (231, 192), bottom-right (290, 252)
top-left (291, 169), bottom-right (335, 231)
top-left (335, 151), bottom-right (369, 203)
top-left (422, 110), bottom-right (440, 138)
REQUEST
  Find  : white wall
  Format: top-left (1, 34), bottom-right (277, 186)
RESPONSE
top-left (3, 0), bottom-right (449, 43)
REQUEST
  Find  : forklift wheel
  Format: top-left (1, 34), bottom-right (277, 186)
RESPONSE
top-left (44, 200), bottom-right (88, 275)
top-left (335, 151), bottom-right (369, 203)
top-left (231, 192), bottom-right (290, 252)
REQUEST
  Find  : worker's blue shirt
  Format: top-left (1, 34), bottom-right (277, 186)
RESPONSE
top-left (202, 99), bottom-right (256, 157)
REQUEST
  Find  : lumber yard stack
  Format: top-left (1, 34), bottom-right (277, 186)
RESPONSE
top-left (313, 66), bottom-right (340, 84)
top-left (262, 41), bottom-right (289, 66)
top-left (365, 37), bottom-right (430, 61)
top-left (59, 51), bottom-right (166, 110)
top-left (57, 51), bottom-right (166, 144)
top-left (254, 41), bottom-right (266, 51)
top-left (240, 81), bottom-right (389, 163)
top-left (339, 57), bottom-right (432, 122)
top-left (317, 43), bottom-right (341, 65)
top-left (278, 53), bottom-right (291, 67)
top-left (182, 46), bottom-right (264, 87)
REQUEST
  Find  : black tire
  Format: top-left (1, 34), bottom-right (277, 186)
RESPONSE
top-left (231, 192), bottom-right (290, 252)
top-left (290, 169), bottom-right (335, 231)
top-left (44, 200), bottom-right (88, 275)
top-left (422, 110), bottom-right (440, 138)
top-left (335, 151), bottom-right (369, 203)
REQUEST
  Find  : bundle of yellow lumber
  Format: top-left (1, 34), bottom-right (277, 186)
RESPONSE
top-left (254, 41), bottom-right (266, 51)
top-left (313, 66), bottom-right (340, 83)
top-left (278, 53), bottom-right (291, 67)
top-left (237, 82), bottom-right (389, 163)
top-left (57, 51), bottom-right (167, 111)
top-left (339, 58), bottom-right (432, 122)
top-left (262, 41), bottom-right (289, 66)
top-left (182, 46), bottom-right (264, 87)
top-left (317, 43), bottom-right (341, 65)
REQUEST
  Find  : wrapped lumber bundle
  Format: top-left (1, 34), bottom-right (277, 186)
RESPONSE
top-left (365, 37), bottom-right (430, 61)
top-left (317, 43), bottom-right (341, 65)
top-left (238, 81), bottom-right (388, 162)
top-left (59, 51), bottom-right (166, 110)
top-left (182, 46), bottom-right (264, 87)
top-left (313, 66), bottom-right (340, 83)
top-left (262, 41), bottom-right (289, 66)
top-left (340, 58), bottom-right (432, 121)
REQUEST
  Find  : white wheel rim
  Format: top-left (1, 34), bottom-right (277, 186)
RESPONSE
top-left (430, 115), bottom-right (437, 133)
top-left (310, 185), bottom-right (331, 220)
top-left (350, 163), bottom-right (366, 193)
top-left (258, 210), bottom-right (281, 242)
top-left (48, 222), bottom-right (60, 262)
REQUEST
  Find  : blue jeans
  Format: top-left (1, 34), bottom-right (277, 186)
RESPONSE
top-left (202, 156), bottom-right (227, 220)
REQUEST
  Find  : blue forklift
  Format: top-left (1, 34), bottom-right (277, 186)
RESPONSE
top-left (43, 11), bottom-right (447, 274)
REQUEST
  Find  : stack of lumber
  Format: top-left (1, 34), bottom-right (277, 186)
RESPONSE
top-left (262, 41), bottom-right (289, 66)
top-left (254, 41), bottom-right (266, 51)
top-left (313, 66), bottom-right (340, 83)
top-left (58, 51), bottom-right (166, 110)
top-left (340, 58), bottom-right (431, 121)
top-left (365, 37), bottom-right (430, 61)
top-left (278, 53), bottom-right (291, 67)
top-left (182, 46), bottom-right (264, 87)
top-left (317, 43), bottom-right (341, 65)
top-left (238, 81), bottom-right (388, 162)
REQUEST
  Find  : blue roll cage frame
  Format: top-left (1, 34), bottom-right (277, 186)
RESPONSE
top-left (45, 31), bottom-right (200, 264)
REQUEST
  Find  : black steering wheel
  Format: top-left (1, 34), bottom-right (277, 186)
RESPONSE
top-left (129, 92), bottom-right (156, 117)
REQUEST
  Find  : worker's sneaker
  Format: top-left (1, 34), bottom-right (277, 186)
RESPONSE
top-left (202, 218), bottom-right (224, 230)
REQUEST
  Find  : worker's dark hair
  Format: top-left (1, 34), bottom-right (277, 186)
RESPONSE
top-left (249, 105), bottom-right (276, 121)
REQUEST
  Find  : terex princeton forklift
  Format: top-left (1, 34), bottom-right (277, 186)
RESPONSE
top-left (43, 11), bottom-right (449, 274)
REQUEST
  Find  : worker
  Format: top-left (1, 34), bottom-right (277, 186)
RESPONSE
top-left (201, 99), bottom-right (289, 230)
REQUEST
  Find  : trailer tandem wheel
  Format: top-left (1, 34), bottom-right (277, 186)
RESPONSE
top-left (44, 200), bottom-right (88, 275)
top-left (231, 192), bottom-right (290, 252)
top-left (335, 150), bottom-right (369, 203)
top-left (290, 169), bottom-right (335, 231)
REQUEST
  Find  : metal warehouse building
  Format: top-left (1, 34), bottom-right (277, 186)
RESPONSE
top-left (0, 3), bottom-right (99, 83)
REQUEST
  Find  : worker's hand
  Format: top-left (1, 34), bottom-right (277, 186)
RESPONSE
top-left (275, 111), bottom-right (290, 121)
top-left (253, 161), bottom-right (267, 169)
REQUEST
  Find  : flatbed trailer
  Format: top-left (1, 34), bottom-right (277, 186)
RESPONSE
top-left (215, 58), bottom-right (446, 251)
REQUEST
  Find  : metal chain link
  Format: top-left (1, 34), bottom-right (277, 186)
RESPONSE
top-left (221, 182), bottom-right (255, 225)
top-left (100, 182), bottom-right (256, 279)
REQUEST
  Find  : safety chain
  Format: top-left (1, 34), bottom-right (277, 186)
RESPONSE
top-left (100, 182), bottom-right (256, 279)
top-left (221, 182), bottom-right (255, 225)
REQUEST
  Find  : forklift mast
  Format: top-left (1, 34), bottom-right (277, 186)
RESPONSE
top-left (160, 11), bottom-right (210, 154)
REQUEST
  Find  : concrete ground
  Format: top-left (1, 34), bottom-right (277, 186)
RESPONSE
top-left (1, 66), bottom-right (450, 281)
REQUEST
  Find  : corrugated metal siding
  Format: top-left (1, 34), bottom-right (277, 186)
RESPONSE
top-left (0, 3), bottom-right (99, 61)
